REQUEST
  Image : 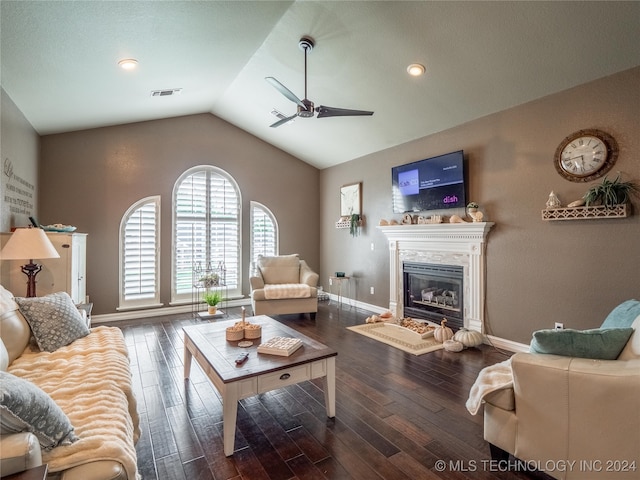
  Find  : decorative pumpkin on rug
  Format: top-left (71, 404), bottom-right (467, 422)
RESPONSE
top-left (434, 318), bottom-right (454, 343)
top-left (453, 327), bottom-right (484, 348)
top-left (443, 339), bottom-right (464, 352)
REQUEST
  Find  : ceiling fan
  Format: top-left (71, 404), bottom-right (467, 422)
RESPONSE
top-left (266, 36), bottom-right (374, 128)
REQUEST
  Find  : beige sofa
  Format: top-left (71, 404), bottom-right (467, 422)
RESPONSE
top-left (250, 254), bottom-right (319, 319)
top-left (482, 303), bottom-right (640, 480)
top-left (0, 286), bottom-right (140, 479)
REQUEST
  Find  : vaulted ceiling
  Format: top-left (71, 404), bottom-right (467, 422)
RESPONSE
top-left (2, 1), bottom-right (639, 169)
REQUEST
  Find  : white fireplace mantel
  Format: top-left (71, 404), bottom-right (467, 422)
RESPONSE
top-left (378, 222), bottom-right (494, 332)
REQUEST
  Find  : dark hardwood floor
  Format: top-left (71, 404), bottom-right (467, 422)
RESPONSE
top-left (99, 303), bottom-right (551, 480)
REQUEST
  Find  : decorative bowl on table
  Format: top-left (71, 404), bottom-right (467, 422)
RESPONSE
top-left (244, 323), bottom-right (262, 339)
top-left (42, 224), bottom-right (77, 232)
top-left (225, 323), bottom-right (245, 341)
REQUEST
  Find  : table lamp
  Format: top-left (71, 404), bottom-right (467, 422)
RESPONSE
top-left (0, 226), bottom-right (60, 297)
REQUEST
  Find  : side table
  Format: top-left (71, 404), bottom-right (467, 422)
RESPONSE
top-left (328, 276), bottom-right (351, 308)
top-left (3, 464), bottom-right (48, 480)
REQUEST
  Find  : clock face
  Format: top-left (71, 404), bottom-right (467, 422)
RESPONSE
top-left (559, 135), bottom-right (607, 176)
top-left (554, 129), bottom-right (618, 182)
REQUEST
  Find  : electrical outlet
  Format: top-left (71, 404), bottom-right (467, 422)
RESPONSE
top-left (371, 242), bottom-right (375, 251)
top-left (555, 322), bottom-right (564, 330)
top-left (370, 286), bottom-right (375, 295)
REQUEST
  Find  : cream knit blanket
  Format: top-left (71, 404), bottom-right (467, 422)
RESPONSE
top-left (466, 358), bottom-right (513, 415)
top-left (8, 326), bottom-right (140, 479)
top-left (264, 283), bottom-right (311, 299)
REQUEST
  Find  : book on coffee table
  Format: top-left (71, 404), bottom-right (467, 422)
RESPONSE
top-left (257, 336), bottom-right (303, 356)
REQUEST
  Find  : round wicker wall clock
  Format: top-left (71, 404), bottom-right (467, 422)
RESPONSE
top-left (554, 129), bottom-right (618, 182)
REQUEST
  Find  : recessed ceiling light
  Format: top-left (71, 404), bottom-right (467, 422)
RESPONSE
top-left (118, 58), bottom-right (138, 70)
top-left (407, 63), bottom-right (425, 76)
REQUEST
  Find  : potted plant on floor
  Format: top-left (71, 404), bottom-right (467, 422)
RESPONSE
top-left (203, 290), bottom-right (223, 315)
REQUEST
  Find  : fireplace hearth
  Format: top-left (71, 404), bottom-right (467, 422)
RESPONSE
top-left (403, 262), bottom-right (464, 329)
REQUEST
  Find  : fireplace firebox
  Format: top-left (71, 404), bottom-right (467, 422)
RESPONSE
top-left (403, 262), bottom-right (464, 330)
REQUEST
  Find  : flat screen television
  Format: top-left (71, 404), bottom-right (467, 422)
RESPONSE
top-left (391, 150), bottom-right (466, 213)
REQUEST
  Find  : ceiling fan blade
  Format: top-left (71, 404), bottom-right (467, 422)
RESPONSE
top-left (269, 113), bottom-right (298, 128)
top-left (316, 105), bottom-right (374, 118)
top-left (265, 77), bottom-right (306, 109)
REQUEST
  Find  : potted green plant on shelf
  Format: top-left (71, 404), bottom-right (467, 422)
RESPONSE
top-left (583, 174), bottom-right (639, 208)
top-left (203, 290), bottom-right (223, 315)
top-left (466, 201), bottom-right (479, 216)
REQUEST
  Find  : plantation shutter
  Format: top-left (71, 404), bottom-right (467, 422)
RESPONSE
top-left (251, 202), bottom-right (278, 266)
top-left (175, 170), bottom-right (208, 296)
top-left (120, 197), bottom-right (160, 308)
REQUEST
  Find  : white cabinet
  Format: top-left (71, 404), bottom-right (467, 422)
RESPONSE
top-left (1, 232), bottom-right (87, 303)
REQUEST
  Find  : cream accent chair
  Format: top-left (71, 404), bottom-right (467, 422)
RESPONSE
top-left (483, 307), bottom-right (640, 480)
top-left (250, 254), bottom-right (319, 319)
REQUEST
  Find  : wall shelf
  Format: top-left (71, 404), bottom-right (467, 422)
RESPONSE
top-left (541, 204), bottom-right (628, 221)
top-left (335, 215), bottom-right (365, 229)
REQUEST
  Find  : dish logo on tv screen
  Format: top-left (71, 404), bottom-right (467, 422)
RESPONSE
top-left (443, 194), bottom-right (459, 204)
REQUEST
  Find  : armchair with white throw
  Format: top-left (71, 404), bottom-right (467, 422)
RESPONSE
top-left (250, 254), bottom-right (319, 319)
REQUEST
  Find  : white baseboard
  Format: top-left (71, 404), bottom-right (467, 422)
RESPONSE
top-left (486, 335), bottom-right (529, 353)
top-left (93, 298), bottom-right (251, 323)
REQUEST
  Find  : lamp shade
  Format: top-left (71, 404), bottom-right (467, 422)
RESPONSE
top-left (0, 227), bottom-right (60, 261)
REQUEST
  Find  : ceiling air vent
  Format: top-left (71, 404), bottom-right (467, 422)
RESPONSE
top-left (150, 88), bottom-right (182, 97)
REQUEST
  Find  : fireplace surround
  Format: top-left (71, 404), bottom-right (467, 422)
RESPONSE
top-left (378, 222), bottom-right (494, 332)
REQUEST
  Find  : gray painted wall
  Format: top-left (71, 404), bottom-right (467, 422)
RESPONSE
top-left (38, 114), bottom-right (320, 314)
top-left (319, 67), bottom-right (640, 344)
top-left (3, 68), bottom-right (639, 344)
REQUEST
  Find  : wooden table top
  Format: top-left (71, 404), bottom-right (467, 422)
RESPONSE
top-left (183, 315), bottom-right (337, 383)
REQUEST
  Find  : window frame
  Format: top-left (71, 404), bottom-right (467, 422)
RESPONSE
top-left (171, 165), bottom-right (242, 304)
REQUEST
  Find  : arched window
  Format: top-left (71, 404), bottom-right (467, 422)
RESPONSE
top-left (172, 166), bottom-right (241, 302)
top-left (119, 196), bottom-right (161, 310)
top-left (250, 201), bottom-right (278, 268)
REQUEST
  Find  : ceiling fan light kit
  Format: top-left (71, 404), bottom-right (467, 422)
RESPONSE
top-left (266, 36), bottom-right (374, 128)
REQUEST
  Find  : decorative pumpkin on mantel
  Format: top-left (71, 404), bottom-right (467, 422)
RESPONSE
top-left (434, 318), bottom-right (454, 343)
top-left (453, 327), bottom-right (484, 348)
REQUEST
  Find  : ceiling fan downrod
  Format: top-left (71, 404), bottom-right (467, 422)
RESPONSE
top-left (298, 37), bottom-right (315, 117)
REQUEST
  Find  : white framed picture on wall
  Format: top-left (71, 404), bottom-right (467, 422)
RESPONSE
top-left (340, 182), bottom-right (361, 216)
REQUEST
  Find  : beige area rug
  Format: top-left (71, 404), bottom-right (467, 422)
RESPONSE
top-left (347, 322), bottom-right (444, 355)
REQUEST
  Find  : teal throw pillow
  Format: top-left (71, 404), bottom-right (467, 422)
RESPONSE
top-left (530, 327), bottom-right (634, 360)
top-left (0, 371), bottom-right (78, 450)
top-left (600, 300), bottom-right (640, 329)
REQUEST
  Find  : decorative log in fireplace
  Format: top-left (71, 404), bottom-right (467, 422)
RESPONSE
top-left (403, 262), bottom-right (464, 330)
